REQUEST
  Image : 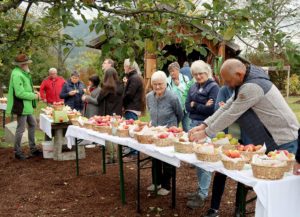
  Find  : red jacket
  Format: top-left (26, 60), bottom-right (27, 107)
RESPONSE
top-left (40, 76), bottom-right (65, 103)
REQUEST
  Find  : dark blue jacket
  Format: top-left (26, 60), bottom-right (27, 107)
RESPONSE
top-left (60, 79), bottom-right (85, 111)
top-left (185, 79), bottom-right (219, 121)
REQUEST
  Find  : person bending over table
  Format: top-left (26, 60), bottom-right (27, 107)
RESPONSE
top-left (146, 70), bottom-right (183, 196)
top-left (188, 59), bottom-right (299, 217)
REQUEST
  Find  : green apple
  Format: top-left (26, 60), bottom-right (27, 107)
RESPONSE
top-left (230, 138), bottom-right (239, 145)
top-left (225, 134), bottom-right (233, 140)
top-left (212, 138), bottom-right (218, 142)
top-left (216, 132), bottom-right (225, 139)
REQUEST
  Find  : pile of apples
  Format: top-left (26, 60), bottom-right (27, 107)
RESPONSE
top-left (236, 144), bottom-right (263, 152)
top-left (267, 150), bottom-right (295, 159)
top-left (125, 118), bottom-right (135, 125)
top-left (93, 115), bottom-right (113, 126)
top-left (158, 133), bottom-right (170, 139)
top-left (224, 150), bottom-right (241, 158)
top-left (212, 132), bottom-right (239, 146)
top-left (167, 126), bottom-right (183, 134)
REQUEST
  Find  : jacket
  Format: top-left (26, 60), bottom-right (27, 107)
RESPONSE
top-left (123, 70), bottom-right (145, 112)
top-left (40, 76), bottom-right (65, 103)
top-left (83, 87), bottom-right (101, 118)
top-left (98, 82), bottom-right (124, 116)
top-left (146, 89), bottom-right (183, 127)
top-left (6, 67), bottom-right (36, 115)
top-left (59, 79), bottom-right (85, 111)
top-left (185, 79), bottom-right (219, 121)
top-left (204, 65), bottom-right (299, 146)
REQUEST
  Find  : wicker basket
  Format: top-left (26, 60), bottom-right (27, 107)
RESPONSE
top-left (53, 104), bottom-right (64, 111)
top-left (67, 114), bottom-right (79, 120)
top-left (136, 134), bottom-right (154, 144)
top-left (154, 138), bottom-right (174, 147)
top-left (70, 119), bottom-right (80, 126)
top-left (195, 152), bottom-right (220, 162)
top-left (241, 151), bottom-right (264, 163)
top-left (222, 159), bottom-right (245, 170)
top-left (93, 125), bottom-right (112, 134)
top-left (222, 144), bottom-right (237, 151)
top-left (284, 159), bottom-right (295, 172)
top-left (117, 128), bottom-right (129, 137)
top-left (174, 142), bottom-right (193, 153)
top-left (84, 122), bottom-right (94, 130)
top-left (251, 163), bottom-right (286, 180)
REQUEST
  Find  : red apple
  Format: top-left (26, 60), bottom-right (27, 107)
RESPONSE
top-left (237, 145), bottom-right (244, 151)
top-left (254, 145), bottom-right (263, 151)
top-left (123, 125), bottom-right (129, 129)
top-left (158, 133), bottom-right (169, 139)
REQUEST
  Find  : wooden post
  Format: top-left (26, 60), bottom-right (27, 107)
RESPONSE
top-left (144, 39), bottom-right (157, 92)
top-left (217, 42), bottom-right (226, 85)
top-left (287, 65), bottom-right (290, 99)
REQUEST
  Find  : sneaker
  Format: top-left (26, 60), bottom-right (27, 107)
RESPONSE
top-left (187, 195), bottom-right (205, 209)
top-left (30, 149), bottom-right (43, 157)
top-left (204, 208), bottom-right (219, 217)
top-left (147, 184), bottom-right (161, 191)
top-left (15, 152), bottom-right (27, 160)
top-left (186, 192), bottom-right (198, 200)
top-left (157, 188), bottom-right (170, 196)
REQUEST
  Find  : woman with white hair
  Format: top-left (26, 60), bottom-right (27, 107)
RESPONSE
top-left (185, 60), bottom-right (219, 209)
top-left (146, 70), bottom-right (183, 195)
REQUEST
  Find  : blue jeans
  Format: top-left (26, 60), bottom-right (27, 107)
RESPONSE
top-left (190, 119), bottom-right (212, 200)
top-left (278, 139), bottom-right (298, 154)
top-left (182, 111), bottom-right (190, 132)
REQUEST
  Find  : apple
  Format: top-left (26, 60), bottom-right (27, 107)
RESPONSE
top-left (212, 138), bottom-right (218, 143)
top-left (158, 133), bottom-right (169, 139)
top-left (244, 144), bottom-right (255, 152)
top-left (216, 132), bottom-right (225, 139)
top-left (123, 125), bottom-right (129, 130)
top-left (230, 138), bottom-right (239, 145)
top-left (254, 145), bottom-right (263, 151)
top-left (225, 134), bottom-right (233, 140)
top-left (237, 145), bottom-right (245, 151)
top-left (230, 150), bottom-right (241, 158)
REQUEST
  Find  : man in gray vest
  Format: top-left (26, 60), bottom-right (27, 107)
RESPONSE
top-left (189, 58), bottom-right (299, 217)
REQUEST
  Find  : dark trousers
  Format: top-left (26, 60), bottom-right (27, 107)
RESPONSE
top-left (152, 159), bottom-right (173, 190)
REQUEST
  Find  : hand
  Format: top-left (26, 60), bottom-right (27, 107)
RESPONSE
top-left (188, 124), bottom-right (207, 142)
top-left (35, 92), bottom-right (40, 100)
top-left (219, 101), bottom-right (225, 107)
top-left (123, 77), bottom-right (128, 84)
top-left (190, 101), bottom-right (196, 108)
top-left (81, 95), bottom-right (86, 102)
top-left (293, 162), bottom-right (300, 175)
top-left (206, 99), bottom-right (214, 106)
top-left (173, 79), bottom-right (180, 86)
top-left (69, 90), bottom-right (76, 96)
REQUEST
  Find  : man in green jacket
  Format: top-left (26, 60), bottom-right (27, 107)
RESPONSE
top-left (6, 54), bottom-right (42, 160)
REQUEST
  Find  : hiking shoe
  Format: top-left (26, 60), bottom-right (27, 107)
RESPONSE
top-left (147, 184), bottom-right (161, 191)
top-left (15, 153), bottom-right (27, 160)
top-left (187, 195), bottom-right (205, 209)
top-left (204, 208), bottom-right (219, 217)
top-left (157, 188), bottom-right (170, 196)
top-left (30, 149), bottom-right (43, 157)
top-left (186, 192), bottom-right (198, 200)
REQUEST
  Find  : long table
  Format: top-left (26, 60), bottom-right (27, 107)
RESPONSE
top-left (65, 125), bottom-right (300, 217)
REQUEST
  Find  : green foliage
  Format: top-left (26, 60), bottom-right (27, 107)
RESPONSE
top-left (284, 74), bottom-right (300, 96)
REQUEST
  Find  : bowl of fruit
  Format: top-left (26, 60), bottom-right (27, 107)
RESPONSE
top-left (237, 144), bottom-right (266, 163)
top-left (154, 132), bottom-right (174, 147)
top-left (193, 143), bottom-right (221, 162)
top-left (221, 150), bottom-right (246, 170)
top-left (211, 132), bottom-right (239, 150)
top-left (267, 150), bottom-right (295, 172)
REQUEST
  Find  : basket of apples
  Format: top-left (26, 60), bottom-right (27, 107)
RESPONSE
top-left (154, 132), bottom-right (175, 147)
top-left (193, 143), bottom-right (221, 162)
top-left (53, 101), bottom-right (64, 111)
top-left (174, 133), bottom-right (194, 154)
top-left (251, 155), bottom-right (287, 180)
top-left (167, 126), bottom-right (184, 138)
top-left (92, 116), bottom-right (112, 134)
top-left (117, 120), bottom-right (134, 137)
top-left (135, 126), bottom-right (155, 144)
top-left (211, 132), bottom-right (239, 150)
top-left (221, 150), bottom-right (246, 170)
top-left (237, 144), bottom-right (266, 163)
top-left (267, 150), bottom-right (295, 172)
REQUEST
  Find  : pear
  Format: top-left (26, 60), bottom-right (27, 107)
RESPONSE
top-left (216, 132), bottom-right (225, 139)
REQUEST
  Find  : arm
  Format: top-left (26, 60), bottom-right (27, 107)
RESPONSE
top-left (12, 75), bottom-right (36, 100)
top-left (173, 96), bottom-right (184, 124)
top-left (85, 89), bottom-right (100, 105)
top-left (193, 85), bottom-right (219, 116)
top-left (215, 86), bottom-right (233, 111)
top-left (204, 83), bottom-right (264, 136)
top-left (39, 80), bottom-right (46, 100)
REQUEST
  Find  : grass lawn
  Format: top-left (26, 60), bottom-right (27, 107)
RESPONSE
top-left (1, 96), bottom-right (300, 148)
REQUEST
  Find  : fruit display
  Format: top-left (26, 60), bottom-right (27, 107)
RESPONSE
top-left (117, 123), bottom-right (130, 137)
top-left (0, 97), bottom-right (7, 104)
top-left (154, 132), bottom-right (175, 147)
top-left (211, 132), bottom-right (239, 149)
top-left (267, 150), bottom-right (295, 172)
top-left (221, 150), bottom-right (246, 170)
top-left (237, 144), bottom-right (266, 162)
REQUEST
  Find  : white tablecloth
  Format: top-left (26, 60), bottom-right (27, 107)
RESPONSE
top-left (0, 103), bottom-right (7, 110)
top-left (64, 125), bottom-right (300, 217)
top-left (39, 114), bottom-right (53, 138)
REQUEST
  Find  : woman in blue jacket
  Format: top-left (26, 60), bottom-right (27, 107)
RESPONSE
top-left (185, 60), bottom-right (219, 209)
top-left (60, 71), bottom-right (85, 111)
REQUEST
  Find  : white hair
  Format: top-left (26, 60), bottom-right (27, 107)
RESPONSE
top-left (49, 67), bottom-right (57, 74)
top-left (124, 59), bottom-right (141, 75)
top-left (151, 71), bottom-right (167, 84)
top-left (190, 60), bottom-right (212, 78)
